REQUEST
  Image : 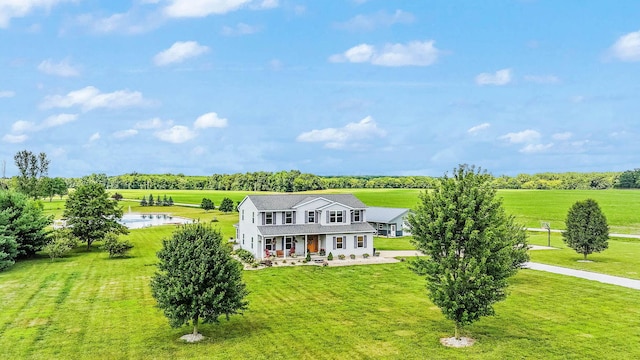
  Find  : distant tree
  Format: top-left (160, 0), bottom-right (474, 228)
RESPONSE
top-left (162, 194), bottom-right (169, 206)
top-left (201, 198), bottom-right (215, 212)
top-left (218, 197), bottom-right (234, 213)
top-left (43, 228), bottom-right (77, 261)
top-left (63, 183), bottom-right (128, 251)
top-left (148, 194), bottom-right (155, 206)
top-left (101, 232), bottom-right (133, 258)
top-left (408, 165), bottom-right (528, 341)
top-left (563, 199), bottom-right (609, 260)
top-left (0, 190), bottom-right (52, 258)
top-left (150, 224), bottom-right (249, 340)
top-left (140, 196), bottom-right (148, 207)
top-left (52, 177), bottom-right (68, 199)
top-left (168, 196), bottom-right (174, 206)
top-left (111, 192), bottom-right (123, 201)
top-left (38, 177), bottom-right (56, 201)
top-left (0, 229), bottom-right (18, 271)
top-left (14, 150), bottom-right (49, 199)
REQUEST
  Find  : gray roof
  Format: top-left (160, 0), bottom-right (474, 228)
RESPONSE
top-left (245, 194), bottom-right (367, 211)
top-left (366, 207), bottom-right (410, 224)
top-left (257, 222), bottom-right (375, 236)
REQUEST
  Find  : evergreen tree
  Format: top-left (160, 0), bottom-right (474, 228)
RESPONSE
top-left (148, 194), bottom-right (155, 206)
top-left (163, 194), bottom-right (169, 206)
top-left (408, 165), bottom-right (528, 340)
top-left (150, 223), bottom-right (249, 339)
top-left (140, 196), bottom-right (148, 207)
top-left (168, 196), bottom-right (174, 206)
top-left (563, 199), bottom-right (609, 260)
top-left (0, 228), bottom-right (18, 271)
top-left (0, 190), bottom-right (52, 258)
top-left (63, 183), bottom-right (128, 251)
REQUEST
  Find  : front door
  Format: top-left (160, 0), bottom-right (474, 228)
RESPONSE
top-left (307, 235), bottom-right (319, 253)
top-left (390, 224), bottom-right (396, 237)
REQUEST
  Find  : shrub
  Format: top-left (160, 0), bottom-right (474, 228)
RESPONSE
top-left (235, 249), bottom-right (254, 263)
top-left (363, 253), bottom-right (370, 259)
top-left (101, 233), bottom-right (133, 258)
top-left (305, 252), bottom-right (311, 262)
top-left (349, 254), bottom-right (356, 259)
top-left (319, 248), bottom-right (326, 256)
top-left (338, 254), bottom-right (346, 260)
top-left (327, 252), bottom-right (334, 261)
top-left (43, 229), bottom-right (76, 261)
top-left (261, 259), bottom-right (273, 267)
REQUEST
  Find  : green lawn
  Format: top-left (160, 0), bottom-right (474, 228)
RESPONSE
top-left (374, 236), bottom-right (415, 251)
top-left (1, 226), bottom-right (640, 359)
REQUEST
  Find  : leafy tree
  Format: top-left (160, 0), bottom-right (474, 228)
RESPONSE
top-left (407, 165), bottom-right (528, 340)
top-left (562, 199), bottom-right (609, 260)
top-left (63, 183), bottom-right (128, 251)
top-left (111, 192), bottom-right (123, 201)
top-left (0, 190), bottom-right (52, 258)
top-left (140, 196), bottom-right (148, 207)
top-left (218, 197), bottom-right (234, 213)
top-left (150, 223), bottom-right (249, 339)
top-left (0, 228), bottom-right (18, 271)
top-left (14, 150), bottom-right (49, 198)
top-left (43, 228), bottom-right (77, 261)
top-left (101, 232), bottom-right (133, 258)
top-left (201, 198), bottom-right (214, 212)
top-left (52, 177), bottom-right (69, 199)
top-left (38, 177), bottom-right (56, 201)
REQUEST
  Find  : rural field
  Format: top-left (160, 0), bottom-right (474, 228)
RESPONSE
top-left (3, 188), bottom-right (639, 359)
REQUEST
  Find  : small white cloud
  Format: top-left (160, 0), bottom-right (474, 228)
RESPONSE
top-left (500, 129), bottom-right (540, 144)
top-left (523, 74), bottom-right (560, 84)
top-left (468, 122), bottom-right (490, 134)
top-left (520, 143), bottom-right (553, 153)
top-left (163, 0), bottom-right (252, 17)
top-left (476, 68), bottom-right (512, 86)
top-left (194, 112), bottom-right (228, 129)
top-left (2, 134), bottom-right (28, 143)
top-left (113, 129), bottom-right (138, 139)
top-left (330, 40), bottom-right (441, 67)
top-left (135, 117), bottom-right (173, 129)
top-left (0, 0), bottom-right (74, 28)
top-left (155, 125), bottom-right (196, 143)
top-left (37, 58), bottom-right (80, 77)
top-left (89, 132), bottom-right (101, 142)
top-left (609, 30), bottom-right (640, 62)
top-left (0, 90), bottom-right (16, 98)
top-left (41, 113), bottom-right (78, 128)
top-left (552, 132), bottom-right (572, 141)
top-left (335, 10), bottom-right (415, 32)
top-left (252, 0), bottom-right (278, 10)
top-left (296, 115), bottom-right (386, 149)
top-left (191, 146), bottom-right (207, 155)
top-left (221, 22), bottom-right (260, 36)
top-left (41, 86), bottom-right (146, 111)
top-left (11, 120), bottom-right (35, 133)
top-left (154, 41), bottom-right (210, 66)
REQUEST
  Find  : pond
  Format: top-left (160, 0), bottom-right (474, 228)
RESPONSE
top-left (118, 213), bottom-right (195, 229)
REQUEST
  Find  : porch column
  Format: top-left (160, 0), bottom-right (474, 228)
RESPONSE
top-left (283, 237), bottom-right (287, 259)
top-left (304, 235), bottom-right (308, 257)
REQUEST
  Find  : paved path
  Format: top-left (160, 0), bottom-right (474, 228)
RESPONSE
top-left (526, 227), bottom-right (640, 239)
top-left (379, 250), bottom-right (640, 291)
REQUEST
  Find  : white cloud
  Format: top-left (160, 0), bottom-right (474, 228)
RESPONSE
top-left (296, 115), bottom-right (386, 149)
top-left (467, 122), bottom-right (490, 134)
top-left (41, 86), bottom-right (146, 111)
top-left (155, 125), bottom-right (196, 143)
top-left (194, 112), bottom-right (228, 129)
top-left (154, 41), bottom-right (209, 66)
top-left (520, 143), bottom-right (553, 154)
top-left (11, 120), bottom-right (35, 133)
top-left (0, 90), bottom-right (15, 98)
top-left (135, 117), bottom-right (173, 129)
top-left (89, 132), bottom-right (100, 142)
top-left (500, 129), bottom-right (540, 144)
top-left (330, 40), bottom-right (441, 67)
top-left (2, 134), bottom-right (28, 143)
top-left (0, 0), bottom-right (74, 28)
top-left (609, 30), bottom-right (640, 62)
top-left (335, 10), bottom-right (414, 32)
top-left (163, 0), bottom-right (252, 17)
top-left (77, 10), bottom-right (164, 35)
top-left (221, 22), bottom-right (260, 36)
top-left (252, 0), bottom-right (278, 9)
top-left (524, 74), bottom-right (560, 84)
top-left (10, 114), bottom-right (77, 134)
top-left (476, 68), bottom-right (512, 86)
top-left (552, 132), bottom-right (572, 141)
top-left (113, 129), bottom-right (138, 139)
top-left (37, 58), bottom-right (80, 77)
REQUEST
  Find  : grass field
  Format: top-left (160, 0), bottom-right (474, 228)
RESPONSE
top-left (1, 226), bottom-right (640, 359)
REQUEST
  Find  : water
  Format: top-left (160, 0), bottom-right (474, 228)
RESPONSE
top-left (118, 213), bottom-right (194, 229)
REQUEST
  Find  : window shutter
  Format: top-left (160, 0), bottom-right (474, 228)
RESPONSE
top-left (326, 210), bottom-right (330, 222)
top-left (262, 213), bottom-right (265, 225)
top-left (293, 212), bottom-right (296, 224)
top-left (305, 211), bottom-right (308, 224)
top-left (333, 236), bottom-right (336, 249)
top-left (342, 210), bottom-right (346, 223)
top-left (364, 235), bottom-right (368, 248)
top-left (354, 236), bottom-right (357, 248)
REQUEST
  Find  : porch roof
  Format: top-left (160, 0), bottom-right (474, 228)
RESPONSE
top-left (257, 222), bottom-right (375, 237)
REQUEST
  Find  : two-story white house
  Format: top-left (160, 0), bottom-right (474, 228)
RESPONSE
top-left (235, 194), bottom-right (376, 260)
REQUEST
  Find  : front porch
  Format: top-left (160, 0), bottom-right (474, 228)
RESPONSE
top-left (260, 234), bottom-right (325, 260)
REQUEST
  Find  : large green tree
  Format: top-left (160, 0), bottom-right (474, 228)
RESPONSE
top-left (0, 190), bottom-right (52, 258)
top-left (0, 228), bottom-right (18, 271)
top-left (63, 183), bottom-right (127, 250)
top-left (218, 197), bottom-right (234, 213)
top-left (407, 165), bottom-right (528, 340)
top-left (13, 150), bottom-right (50, 199)
top-left (150, 223), bottom-right (249, 340)
top-left (562, 199), bottom-right (609, 260)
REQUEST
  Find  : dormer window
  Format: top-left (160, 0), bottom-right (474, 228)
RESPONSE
top-left (329, 210), bottom-right (344, 223)
top-left (307, 211), bottom-right (315, 223)
top-left (352, 210), bottom-right (361, 222)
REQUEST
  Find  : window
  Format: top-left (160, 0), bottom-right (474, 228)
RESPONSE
top-left (335, 236), bottom-right (344, 249)
top-left (265, 212), bottom-right (274, 225)
top-left (352, 210), bottom-right (361, 222)
top-left (378, 223), bottom-right (384, 230)
top-left (307, 211), bottom-right (315, 223)
top-left (285, 237), bottom-right (294, 250)
top-left (284, 211), bottom-right (293, 224)
top-left (329, 210), bottom-right (344, 223)
top-left (356, 235), bottom-right (365, 248)
top-left (265, 238), bottom-right (274, 251)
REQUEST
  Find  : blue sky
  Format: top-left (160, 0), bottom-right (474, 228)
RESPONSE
top-left (1, 0), bottom-right (639, 178)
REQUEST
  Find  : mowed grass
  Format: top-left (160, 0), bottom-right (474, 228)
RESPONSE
top-left (1, 226), bottom-right (640, 359)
